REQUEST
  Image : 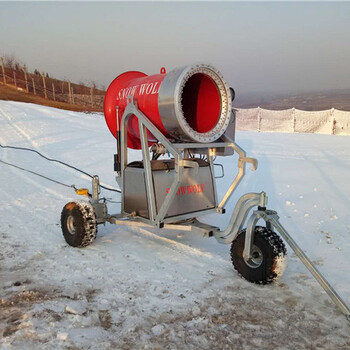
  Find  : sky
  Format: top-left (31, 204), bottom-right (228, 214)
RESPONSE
top-left (0, 1), bottom-right (350, 97)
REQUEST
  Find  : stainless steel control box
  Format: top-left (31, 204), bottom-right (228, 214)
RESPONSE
top-left (124, 159), bottom-right (215, 219)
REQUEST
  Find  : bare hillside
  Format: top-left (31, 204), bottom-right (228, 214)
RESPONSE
top-left (0, 84), bottom-right (102, 113)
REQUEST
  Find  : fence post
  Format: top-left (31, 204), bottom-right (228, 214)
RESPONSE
top-left (1, 57), bottom-right (6, 84)
top-left (90, 87), bottom-right (93, 106)
top-left (257, 107), bottom-right (261, 132)
top-left (68, 81), bottom-right (72, 104)
top-left (23, 65), bottom-right (29, 92)
top-left (13, 71), bottom-right (17, 88)
top-left (71, 87), bottom-right (75, 104)
top-left (331, 108), bottom-right (336, 135)
top-left (52, 83), bottom-right (56, 101)
top-left (292, 107), bottom-right (296, 133)
top-left (42, 73), bottom-right (47, 99)
top-left (32, 78), bottom-right (36, 95)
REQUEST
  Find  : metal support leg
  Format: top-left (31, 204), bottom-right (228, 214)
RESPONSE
top-left (139, 122), bottom-right (157, 222)
top-left (243, 212), bottom-right (260, 260)
top-left (92, 175), bottom-right (100, 203)
top-left (91, 175), bottom-right (108, 224)
top-left (215, 192), bottom-right (268, 244)
top-left (268, 213), bottom-right (350, 321)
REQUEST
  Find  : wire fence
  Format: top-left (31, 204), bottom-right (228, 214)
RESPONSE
top-left (2, 59), bottom-right (350, 134)
top-left (0, 61), bottom-right (104, 109)
top-left (235, 107), bottom-right (350, 136)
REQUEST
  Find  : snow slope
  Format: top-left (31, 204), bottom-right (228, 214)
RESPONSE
top-left (0, 100), bottom-right (349, 349)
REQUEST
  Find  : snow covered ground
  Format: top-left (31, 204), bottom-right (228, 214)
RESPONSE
top-left (0, 100), bottom-right (349, 349)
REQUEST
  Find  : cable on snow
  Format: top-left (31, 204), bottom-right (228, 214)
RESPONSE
top-left (0, 143), bottom-right (121, 193)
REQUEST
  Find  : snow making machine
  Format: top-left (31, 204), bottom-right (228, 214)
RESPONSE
top-left (61, 64), bottom-right (350, 321)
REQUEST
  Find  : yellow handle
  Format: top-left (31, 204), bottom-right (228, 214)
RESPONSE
top-left (75, 188), bottom-right (90, 196)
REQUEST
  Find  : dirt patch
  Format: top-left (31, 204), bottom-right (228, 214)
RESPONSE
top-left (3, 324), bottom-right (20, 337)
top-left (113, 287), bottom-right (349, 350)
top-left (2, 309), bottom-right (25, 337)
top-left (86, 288), bottom-right (101, 303)
top-left (1, 307), bottom-right (30, 338)
top-left (0, 290), bottom-right (48, 308)
top-left (98, 309), bottom-right (112, 330)
top-left (0, 289), bottom-right (53, 338)
top-left (33, 308), bottom-right (62, 322)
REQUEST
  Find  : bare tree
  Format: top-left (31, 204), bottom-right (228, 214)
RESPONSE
top-left (4, 54), bottom-right (22, 70)
top-left (4, 54), bottom-right (16, 69)
top-left (89, 80), bottom-right (97, 90)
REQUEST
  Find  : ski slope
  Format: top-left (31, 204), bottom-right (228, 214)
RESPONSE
top-left (0, 100), bottom-right (349, 349)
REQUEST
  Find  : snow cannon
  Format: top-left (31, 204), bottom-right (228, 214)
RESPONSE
top-left (104, 64), bottom-right (233, 149)
top-left (61, 63), bottom-right (350, 323)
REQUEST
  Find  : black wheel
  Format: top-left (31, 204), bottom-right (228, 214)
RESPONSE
top-left (61, 201), bottom-right (97, 247)
top-left (230, 226), bottom-right (287, 284)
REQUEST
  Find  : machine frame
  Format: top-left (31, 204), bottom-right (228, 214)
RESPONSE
top-left (86, 97), bottom-right (350, 321)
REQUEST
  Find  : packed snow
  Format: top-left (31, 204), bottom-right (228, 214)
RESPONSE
top-left (0, 100), bottom-right (349, 349)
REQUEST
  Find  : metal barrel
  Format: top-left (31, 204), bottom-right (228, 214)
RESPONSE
top-left (104, 64), bottom-right (232, 149)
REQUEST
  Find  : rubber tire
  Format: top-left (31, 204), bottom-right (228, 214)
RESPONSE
top-left (230, 226), bottom-right (287, 284)
top-left (61, 201), bottom-right (97, 247)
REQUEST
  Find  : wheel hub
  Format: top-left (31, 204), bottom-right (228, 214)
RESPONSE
top-left (244, 245), bottom-right (263, 268)
top-left (66, 215), bottom-right (76, 235)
